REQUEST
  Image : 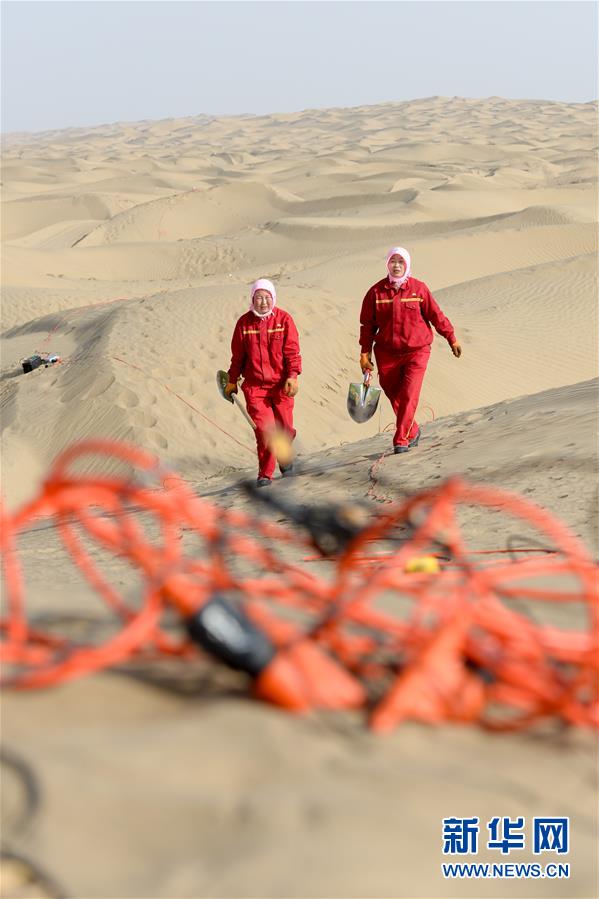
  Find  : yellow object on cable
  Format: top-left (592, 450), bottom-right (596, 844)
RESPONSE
top-left (404, 556), bottom-right (440, 574)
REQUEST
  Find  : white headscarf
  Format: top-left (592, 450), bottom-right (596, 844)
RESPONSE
top-left (386, 246), bottom-right (411, 288)
top-left (249, 278), bottom-right (277, 318)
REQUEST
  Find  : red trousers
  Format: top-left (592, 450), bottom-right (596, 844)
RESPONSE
top-left (242, 384), bottom-right (296, 479)
top-left (374, 346), bottom-right (430, 447)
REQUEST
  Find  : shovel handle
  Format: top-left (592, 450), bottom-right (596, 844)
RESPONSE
top-left (232, 394), bottom-right (257, 431)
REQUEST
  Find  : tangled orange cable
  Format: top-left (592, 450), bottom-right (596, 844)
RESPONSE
top-left (1, 439), bottom-right (597, 732)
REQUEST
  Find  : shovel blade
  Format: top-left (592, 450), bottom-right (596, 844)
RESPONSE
top-left (217, 369), bottom-right (233, 403)
top-left (347, 381), bottom-right (381, 423)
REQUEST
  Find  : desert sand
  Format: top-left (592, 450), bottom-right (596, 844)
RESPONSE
top-left (1, 97), bottom-right (598, 898)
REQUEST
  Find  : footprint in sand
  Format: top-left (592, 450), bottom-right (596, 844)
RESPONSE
top-left (116, 387), bottom-right (140, 409)
top-left (149, 431), bottom-right (168, 450)
top-left (130, 410), bottom-right (158, 428)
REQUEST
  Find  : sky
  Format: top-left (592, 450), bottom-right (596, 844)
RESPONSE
top-left (1, 1), bottom-right (597, 134)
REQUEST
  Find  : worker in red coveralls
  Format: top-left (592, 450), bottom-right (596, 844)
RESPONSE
top-left (359, 247), bottom-right (462, 454)
top-left (225, 278), bottom-right (301, 486)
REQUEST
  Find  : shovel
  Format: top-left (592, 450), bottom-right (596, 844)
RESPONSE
top-left (216, 370), bottom-right (257, 431)
top-left (347, 370), bottom-right (381, 423)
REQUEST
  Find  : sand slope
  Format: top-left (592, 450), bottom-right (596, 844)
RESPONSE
top-left (1, 379), bottom-right (597, 898)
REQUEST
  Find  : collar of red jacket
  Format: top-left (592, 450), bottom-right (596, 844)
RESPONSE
top-left (384, 275), bottom-right (413, 293)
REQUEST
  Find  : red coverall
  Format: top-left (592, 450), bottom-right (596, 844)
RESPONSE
top-left (359, 276), bottom-right (456, 447)
top-left (228, 307), bottom-right (302, 479)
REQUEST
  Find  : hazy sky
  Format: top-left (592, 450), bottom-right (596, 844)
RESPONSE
top-left (1, 1), bottom-right (597, 134)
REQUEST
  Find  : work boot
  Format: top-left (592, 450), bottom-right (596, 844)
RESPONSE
top-left (256, 477), bottom-right (272, 488)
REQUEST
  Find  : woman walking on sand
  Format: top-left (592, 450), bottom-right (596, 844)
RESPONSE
top-left (225, 279), bottom-right (302, 486)
top-left (359, 246), bottom-right (462, 453)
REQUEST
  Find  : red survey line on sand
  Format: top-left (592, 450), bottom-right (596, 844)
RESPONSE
top-left (111, 355), bottom-right (255, 456)
top-left (26, 290), bottom-right (256, 460)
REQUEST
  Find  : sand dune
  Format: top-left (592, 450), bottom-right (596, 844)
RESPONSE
top-left (1, 239), bottom-right (596, 514)
top-left (1, 96), bottom-right (598, 898)
top-left (77, 182), bottom-right (296, 246)
top-left (1, 194), bottom-right (119, 242)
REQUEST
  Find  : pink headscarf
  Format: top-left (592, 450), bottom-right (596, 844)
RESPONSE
top-left (250, 278), bottom-right (277, 318)
top-left (386, 246), bottom-right (411, 288)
